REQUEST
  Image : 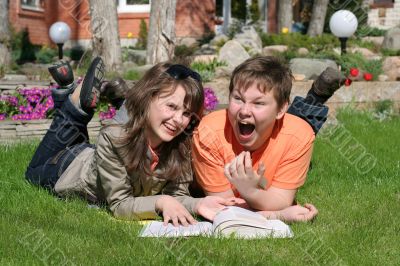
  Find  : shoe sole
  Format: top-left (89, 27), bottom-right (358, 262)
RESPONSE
top-left (80, 57), bottom-right (105, 111)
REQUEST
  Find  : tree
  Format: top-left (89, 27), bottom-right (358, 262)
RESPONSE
top-left (307, 0), bottom-right (329, 36)
top-left (146, 0), bottom-right (177, 65)
top-left (89, 0), bottom-right (122, 72)
top-left (0, 0), bottom-right (11, 69)
top-left (277, 0), bottom-right (292, 33)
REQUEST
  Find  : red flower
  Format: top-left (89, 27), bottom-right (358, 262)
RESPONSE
top-left (344, 78), bottom-right (352, 86)
top-left (363, 73), bottom-right (373, 81)
top-left (349, 68), bottom-right (359, 77)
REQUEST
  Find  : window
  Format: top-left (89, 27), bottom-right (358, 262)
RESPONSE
top-left (21, 0), bottom-right (44, 11)
top-left (117, 0), bottom-right (151, 13)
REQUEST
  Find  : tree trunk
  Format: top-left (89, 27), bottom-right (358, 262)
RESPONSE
top-left (146, 0), bottom-right (177, 65)
top-left (277, 0), bottom-right (292, 33)
top-left (89, 0), bottom-right (122, 72)
top-left (0, 0), bottom-right (11, 69)
top-left (307, 0), bottom-right (329, 36)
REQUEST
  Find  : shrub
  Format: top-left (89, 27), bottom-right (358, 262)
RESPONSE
top-left (191, 58), bottom-right (226, 82)
top-left (69, 46), bottom-right (85, 61)
top-left (336, 52), bottom-right (383, 80)
top-left (35, 46), bottom-right (57, 64)
top-left (174, 45), bottom-right (196, 58)
top-left (135, 19), bottom-right (147, 49)
top-left (356, 26), bottom-right (387, 37)
top-left (123, 69), bottom-right (141, 80)
top-left (18, 29), bottom-right (36, 64)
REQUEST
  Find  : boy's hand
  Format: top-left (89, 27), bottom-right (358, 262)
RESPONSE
top-left (155, 195), bottom-right (197, 227)
top-left (195, 196), bottom-right (236, 221)
top-left (224, 151), bottom-right (265, 196)
top-left (258, 203), bottom-right (318, 222)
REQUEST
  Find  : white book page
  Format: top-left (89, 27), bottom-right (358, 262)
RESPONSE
top-left (139, 221), bottom-right (213, 237)
top-left (212, 206), bottom-right (293, 238)
top-left (213, 206), bottom-right (268, 230)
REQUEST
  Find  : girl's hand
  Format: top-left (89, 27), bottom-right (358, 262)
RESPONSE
top-left (195, 196), bottom-right (236, 221)
top-left (155, 195), bottom-right (196, 227)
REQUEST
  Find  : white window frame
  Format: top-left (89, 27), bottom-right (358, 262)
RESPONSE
top-left (21, 0), bottom-right (44, 12)
top-left (117, 0), bottom-right (151, 13)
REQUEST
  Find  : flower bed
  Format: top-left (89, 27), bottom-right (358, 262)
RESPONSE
top-left (0, 84), bottom-right (219, 141)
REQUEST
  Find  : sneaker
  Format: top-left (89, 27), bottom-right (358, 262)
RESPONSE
top-left (100, 77), bottom-right (129, 109)
top-left (79, 57), bottom-right (105, 113)
top-left (312, 67), bottom-right (346, 97)
top-left (48, 61), bottom-right (75, 91)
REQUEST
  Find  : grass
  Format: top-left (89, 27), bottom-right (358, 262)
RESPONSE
top-left (1, 109), bottom-right (399, 265)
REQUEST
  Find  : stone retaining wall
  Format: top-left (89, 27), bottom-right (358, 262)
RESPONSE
top-left (1, 80), bottom-right (399, 142)
top-left (0, 118), bottom-right (104, 143)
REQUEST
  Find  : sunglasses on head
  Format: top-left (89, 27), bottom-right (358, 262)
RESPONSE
top-left (166, 64), bottom-right (202, 82)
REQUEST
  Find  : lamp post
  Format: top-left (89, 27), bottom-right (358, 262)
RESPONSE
top-left (329, 10), bottom-right (358, 54)
top-left (49, 22), bottom-right (71, 60)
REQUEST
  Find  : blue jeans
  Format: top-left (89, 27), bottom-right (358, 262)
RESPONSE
top-left (287, 96), bottom-right (329, 134)
top-left (25, 90), bottom-right (94, 189)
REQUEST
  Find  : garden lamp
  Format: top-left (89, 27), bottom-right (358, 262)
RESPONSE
top-left (329, 10), bottom-right (358, 54)
top-left (49, 22), bottom-right (71, 60)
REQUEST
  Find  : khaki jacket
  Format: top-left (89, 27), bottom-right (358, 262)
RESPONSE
top-left (54, 121), bottom-right (200, 220)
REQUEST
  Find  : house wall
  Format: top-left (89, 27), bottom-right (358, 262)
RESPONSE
top-left (368, 0), bottom-right (400, 29)
top-left (9, 0), bottom-right (216, 47)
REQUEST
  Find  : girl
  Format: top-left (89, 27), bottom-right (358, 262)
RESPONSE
top-left (26, 58), bottom-right (232, 226)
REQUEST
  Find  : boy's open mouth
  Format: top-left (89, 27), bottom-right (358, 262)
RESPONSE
top-left (238, 122), bottom-right (255, 136)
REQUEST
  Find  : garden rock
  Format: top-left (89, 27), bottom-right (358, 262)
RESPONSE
top-left (378, 74), bottom-right (389, 81)
top-left (177, 37), bottom-right (198, 47)
top-left (349, 47), bottom-right (381, 60)
top-left (233, 26), bottom-right (262, 54)
top-left (135, 64), bottom-right (153, 76)
top-left (124, 49), bottom-right (146, 65)
top-left (215, 66), bottom-right (234, 78)
top-left (382, 26), bottom-right (400, 50)
top-left (194, 44), bottom-right (216, 55)
top-left (382, 56), bottom-right (400, 81)
top-left (218, 40), bottom-right (250, 69)
top-left (297, 47), bottom-right (309, 55)
top-left (289, 58), bottom-right (338, 80)
top-left (262, 45), bottom-right (288, 56)
top-left (362, 36), bottom-right (384, 47)
top-left (210, 34), bottom-right (229, 46)
top-left (122, 61), bottom-right (138, 70)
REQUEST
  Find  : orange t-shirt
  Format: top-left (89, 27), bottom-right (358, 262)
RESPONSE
top-left (192, 109), bottom-right (315, 194)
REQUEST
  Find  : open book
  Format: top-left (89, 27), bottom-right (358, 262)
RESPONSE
top-left (139, 206), bottom-right (293, 239)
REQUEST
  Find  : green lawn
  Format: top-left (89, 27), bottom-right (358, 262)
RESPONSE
top-left (1, 109), bottom-right (399, 265)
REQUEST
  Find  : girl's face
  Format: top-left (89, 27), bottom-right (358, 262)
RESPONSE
top-left (146, 85), bottom-right (192, 148)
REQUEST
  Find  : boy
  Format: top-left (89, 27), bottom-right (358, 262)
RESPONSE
top-left (192, 56), bottom-right (344, 222)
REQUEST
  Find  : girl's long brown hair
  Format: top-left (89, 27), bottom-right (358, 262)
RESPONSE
top-left (118, 62), bottom-right (204, 181)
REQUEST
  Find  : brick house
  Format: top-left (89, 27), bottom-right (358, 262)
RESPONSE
top-left (8, 0), bottom-right (216, 48)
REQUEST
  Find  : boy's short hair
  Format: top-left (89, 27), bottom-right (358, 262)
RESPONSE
top-left (229, 56), bottom-right (293, 109)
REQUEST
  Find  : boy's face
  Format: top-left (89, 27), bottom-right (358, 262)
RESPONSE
top-left (228, 82), bottom-right (288, 151)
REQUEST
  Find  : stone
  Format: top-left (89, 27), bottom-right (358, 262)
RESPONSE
top-left (349, 47), bottom-right (381, 60)
top-left (362, 36), bottom-right (384, 47)
top-left (382, 56), bottom-right (400, 81)
top-left (135, 64), bottom-right (153, 76)
top-left (378, 74), bottom-right (389, 81)
top-left (215, 66), bottom-right (234, 79)
top-left (193, 54), bottom-right (218, 63)
top-left (177, 37), bottom-right (198, 47)
top-left (210, 34), bottom-right (229, 46)
top-left (124, 49), bottom-right (146, 65)
top-left (293, 74), bottom-right (306, 81)
top-left (122, 61), bottom-right (137, 70)
top-left (194, 44), bottom-right (216, 55)
top-left (289, 58), bottom-right (338, 80)
top-left (233, 26), bottom-right (262, 54)
top-left (297, 47), bottom-right (309, 55)
top-left (382, 26), bottom-right (400, 50)
top-left (262, 45), bottom-right (288, 56)
top-left (218, 40), bottom-right (250, 69)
